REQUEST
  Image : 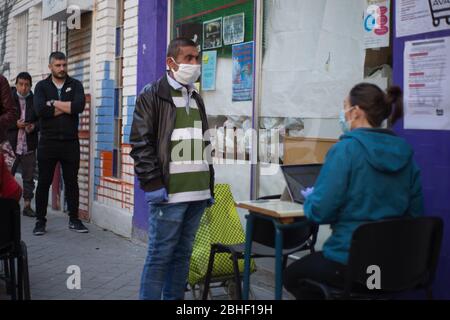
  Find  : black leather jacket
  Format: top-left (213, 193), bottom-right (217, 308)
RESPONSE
top-left (130, 75), bottom-right (215, 196)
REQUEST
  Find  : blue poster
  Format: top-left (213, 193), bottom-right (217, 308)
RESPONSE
top-left (201, 50), bottom-right (217, 91)
top-left (232, 41), bottom-right (254, 102)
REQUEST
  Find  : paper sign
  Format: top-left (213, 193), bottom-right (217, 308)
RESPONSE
top-left (404, 36), bottom-right (450, 130)
top-left (232, 42), bottom-right (254, 102)
top-left (396, 0), bottom-right (450, 38)
top-left (364, 0), bottom-right (391, 49)
top-left (201, 50), bottom-right (217, 91)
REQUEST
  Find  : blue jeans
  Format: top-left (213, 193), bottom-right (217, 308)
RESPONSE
top-left (139, 199), bottom-right (207, 300)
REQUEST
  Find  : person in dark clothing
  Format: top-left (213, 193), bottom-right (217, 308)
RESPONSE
top-left (0, 74), bottom-right (17, 144)
top-left (7, 72), bottom-right (39, 217)
top-left (32, 51), bottom-right (88, 236)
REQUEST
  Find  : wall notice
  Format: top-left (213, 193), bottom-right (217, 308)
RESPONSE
top-left (364, 0), bottom-right (391, 49)
top-left (404, 37), bottom-right (450, 130)
top-left (201, 50), bottom-right (217, 91)
top-left (396, 0), bottom-right (450, 38)
top-left (232, 41), bottom-right (254, 102)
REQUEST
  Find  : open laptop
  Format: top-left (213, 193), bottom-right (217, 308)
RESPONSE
top-left (281, 164), bottom-right (322, 204)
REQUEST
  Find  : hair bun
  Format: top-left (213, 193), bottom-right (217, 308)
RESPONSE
top-left (387, 86), bottom-right (402, 103)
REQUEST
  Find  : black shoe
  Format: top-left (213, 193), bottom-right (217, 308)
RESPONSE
top-left (33, 221), bottom-right (46, 236)
top-left (69, 219), bottom-right (89, 233)
top-left (23, 207), bottom-right (36, 218)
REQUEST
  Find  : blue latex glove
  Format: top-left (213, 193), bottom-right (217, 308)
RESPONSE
top-left (207, 197), bottom-right (215, 208)
top-left (145, 188), bottom-right (168, 204)
top-left (301, 187), bottom-right (314, 200)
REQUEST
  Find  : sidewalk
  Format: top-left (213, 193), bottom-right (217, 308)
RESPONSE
top-left (1, 208), bottom-right (293, 300)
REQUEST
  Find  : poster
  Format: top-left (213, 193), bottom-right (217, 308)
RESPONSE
top-left (364, 0), bottom-right (390, 49)
top-left (201, 51), bottom-right (217, 91)
top-left (203, 18), bottom-right (222, 50)
top-left (232, 41), bottom-right (254, 102)
top-left (396, 0), bottom-right (450, 38)
top-left (223, 13), bottom-right (245, 45)
top-left (404, 37), bottom-right (450, 130)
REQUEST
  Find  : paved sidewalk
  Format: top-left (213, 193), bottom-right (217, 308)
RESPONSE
top-left (1, 209), bottom-right (293, 300)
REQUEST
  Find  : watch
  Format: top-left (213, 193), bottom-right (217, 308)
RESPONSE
top-left (50, 100), bottom-right (55, 108)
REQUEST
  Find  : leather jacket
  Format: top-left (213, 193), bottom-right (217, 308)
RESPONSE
top-left (130, 75), bottom-right (215, 196)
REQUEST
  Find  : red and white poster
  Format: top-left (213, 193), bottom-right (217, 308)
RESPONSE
top-left (364, 0), bottom-right (391, 49)
top-left (404, 36), bottom-right (450, 130)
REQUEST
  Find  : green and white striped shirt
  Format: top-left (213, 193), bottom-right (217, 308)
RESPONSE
top-left (167, 75), bottom-right (211, 203)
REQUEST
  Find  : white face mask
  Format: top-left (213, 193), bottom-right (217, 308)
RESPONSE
top-left (170, 58), bottom-right (201, 85)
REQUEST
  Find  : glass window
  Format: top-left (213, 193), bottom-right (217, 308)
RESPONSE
top-left (258, 0), bottom-right (393, 198)
top-left (171, 0), bottom-right (256, 203)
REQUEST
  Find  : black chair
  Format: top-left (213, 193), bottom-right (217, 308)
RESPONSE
top-left (202, 195), bottom-right (319, 300)
top-left (0, 198), bottom-right (31, 300)
top-left (297, 217), bottom-right (444, 300)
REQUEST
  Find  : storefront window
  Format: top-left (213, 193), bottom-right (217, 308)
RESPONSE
top-left (258, 0), bottom-right (393, 198)
top-left (169, 0), bottom-right (393, 203)
top-left (171, 0), bottom-right (256, 203)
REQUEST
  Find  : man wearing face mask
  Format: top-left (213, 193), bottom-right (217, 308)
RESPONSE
top-left (7, 72), bottom-right (39, 217)
top-left (130, 38), bottom-right (215, 300)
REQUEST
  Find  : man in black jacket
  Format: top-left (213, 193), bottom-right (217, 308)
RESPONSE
top-left (130, 38), bottom-right (215, 300)
top-left (33, 52), bottom-right (88, 235)
top-left (7, 72), bottom-right (39, 217)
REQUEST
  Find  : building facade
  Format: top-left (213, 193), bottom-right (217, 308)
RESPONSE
top-left (1, 0), bottom-right (449, 299)
top-left (0, 0), bottom-right (138, 238)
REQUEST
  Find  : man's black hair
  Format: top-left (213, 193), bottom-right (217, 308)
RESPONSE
top-left (15, 72), bottom-right (32, 86)
top-left (167, 38), bottom-right (197, 59)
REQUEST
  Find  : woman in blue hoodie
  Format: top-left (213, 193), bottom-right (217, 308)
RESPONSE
top-left (283, 83), bottom-right (424, 299)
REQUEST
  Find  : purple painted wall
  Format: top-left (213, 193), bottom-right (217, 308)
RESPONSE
top-left (133, 0), bottom-right (168, 240)
top-left (393, 4), bottom-right (450, 299)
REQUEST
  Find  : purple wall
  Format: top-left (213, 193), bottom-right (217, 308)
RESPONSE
top-left (133, 0), bottom-right (168, 241)
top-left (393, 4), bottom-right (450, 299)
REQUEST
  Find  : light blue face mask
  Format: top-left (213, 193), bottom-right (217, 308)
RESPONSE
top-left (16, 91), bottom-right (31, 99)
top-left (339, 108), bottom-right (354, 134)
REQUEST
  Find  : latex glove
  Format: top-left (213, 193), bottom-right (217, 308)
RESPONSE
top-left (207, 197), bottom-right (215, 208)
top-left (145, 188), bottom-right (168, 204)
top-left (301, 187), bottom-right (314, 200)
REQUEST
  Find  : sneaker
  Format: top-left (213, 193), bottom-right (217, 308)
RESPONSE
top-left (23, 206), bottom-right (36, 218)
top-left (69, 219), bottom-right (89, 233)
top-left (33, 221), bottom-right (46, 236)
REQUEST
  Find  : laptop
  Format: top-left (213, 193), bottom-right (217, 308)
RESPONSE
top-left (281, 164), bottom-right (322, 204)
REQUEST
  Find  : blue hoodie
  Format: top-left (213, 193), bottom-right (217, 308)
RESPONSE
top-left (304, 128), bottom-right (424, 265)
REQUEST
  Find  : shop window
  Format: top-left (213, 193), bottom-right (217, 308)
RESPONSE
top-left (171, 0), bottom-right (256, 199)
top-left (258, 0), bottom-right (394, 198)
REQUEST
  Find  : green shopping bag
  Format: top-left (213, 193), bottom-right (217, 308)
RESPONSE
top-left (188, 184), bottom-right (256, 286)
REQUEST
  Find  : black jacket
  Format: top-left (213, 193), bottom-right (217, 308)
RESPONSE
top-left (33, 75), bottom-right (85, 141)
top-left (7, 88), bottom-right (39, 152)
top-left (130, 75), bottom-right (215, 196)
